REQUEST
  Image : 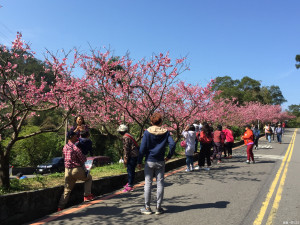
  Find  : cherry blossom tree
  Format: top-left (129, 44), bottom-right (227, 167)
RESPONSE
top-left (162, 80), bottom-right (217, 142)
top-left (78, 50), bottom-right (189, 140)
top-left (0, 33), bottom-right (86, 188)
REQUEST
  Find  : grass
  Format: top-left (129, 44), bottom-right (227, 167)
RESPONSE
top-left (0, 147), bottom-right (186, 195)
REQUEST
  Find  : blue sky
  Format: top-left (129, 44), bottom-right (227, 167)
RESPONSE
top-left (0, 0), bottom-right (299, 109)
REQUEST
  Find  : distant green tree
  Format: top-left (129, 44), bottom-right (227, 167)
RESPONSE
top-left (7, 126), bottom-right (65, 167)
top-left (212, 76), bottom-right (286, 105)
top-left (267, 85), bottom-right (287, 105)
top-left (288, 104), bottom-right (300, 117)
top-left (238, 76), bottom-right (262, 103)
top-left (212, 76), bottom-right (242, 103)
top-left (0, 48), bottom-right (55, 89)
top-left (287, 104), bottom-right (300, 128)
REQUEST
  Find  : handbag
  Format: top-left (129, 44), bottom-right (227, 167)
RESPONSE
top-left (180, 140), bottom-right (187, 148)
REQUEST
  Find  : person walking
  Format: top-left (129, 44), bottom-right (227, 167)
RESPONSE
top-left (195, 123), bottom-right (213, 171)
top-left (211, 125), bottom-right (225, 163)
top-left (182, 124), bottom-right (196, 172)
top-left (265, 123), bottom-right (272, 143)
top-left (275, 123), bottom-right (283, 144)
top-left (271, 124), bottom-right (275, 141)
top-left (223, 125), bottom-right (234, 159)
top-left (137, 113), bottom-right (176, 215)
top-left (253, 125), bottom-right (260, 149)
top-left (241, 125), bottom-right (255, 164)
top-left (57, 131), bottom-right (95, 211)
top-left (117, 124), bottom-right (139, 192)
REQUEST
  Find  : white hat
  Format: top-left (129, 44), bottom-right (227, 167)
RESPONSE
top-left (117, 124), bottom-right (128, 132)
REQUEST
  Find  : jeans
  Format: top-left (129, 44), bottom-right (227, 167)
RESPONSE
top-left (186, 155), bottom-right (194, 169)
top-left (277, 134), bottom-right (282, 143)
top-left (127, 157), bottom-right (138, 187)
top-left (144, 161), bottom-right (165, 209)
top-left (267, 134), bottom-right (271, 143)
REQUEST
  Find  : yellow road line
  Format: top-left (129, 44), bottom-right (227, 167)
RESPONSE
top-left (266, 129), bottom-right (297, 225)
top-left (253, 130), bottom-right (297, 225)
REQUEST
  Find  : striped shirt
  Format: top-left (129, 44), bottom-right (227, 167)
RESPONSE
top-left (63, 141), bottom-right (86, 168)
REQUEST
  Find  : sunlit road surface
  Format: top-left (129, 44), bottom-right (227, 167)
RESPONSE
top-left (28, 128), bottom-right (300, 225)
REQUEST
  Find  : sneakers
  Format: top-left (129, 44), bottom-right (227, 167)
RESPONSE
top-left (122, 186), bottom-right (133, 193)
top-left (185, 168), bottom-right (191, 172)
top-left (217, 160), bottom-right (222, 164)
top-left (194, 166), bottom-right (200, 170)
top-left (155, 207), bottom-right (165, 215)
top-left (84, 194), bottom-right (95, 202)
top-left (140, 207), bottom-right (152, 215)
top-left (245, 160), bottom-right (250, 164)
top-left (205, 167), bottom-right (210, 171)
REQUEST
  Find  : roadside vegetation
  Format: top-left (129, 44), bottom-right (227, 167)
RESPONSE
top-left (0, 146), bottom-right (187, 195)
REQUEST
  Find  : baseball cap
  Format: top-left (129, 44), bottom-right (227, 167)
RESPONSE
top-left (117, 124), bottom-right (128, 132)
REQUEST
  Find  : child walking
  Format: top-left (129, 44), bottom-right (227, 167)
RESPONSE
top-left (182, 124), bottom-right (196, 172)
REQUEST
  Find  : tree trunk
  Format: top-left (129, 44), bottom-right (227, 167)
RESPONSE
top-left (0, 148), bottom-right (10, 188)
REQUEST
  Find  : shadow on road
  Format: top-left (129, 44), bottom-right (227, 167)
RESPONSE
top-left (166, 201), bottom-right (230, 213)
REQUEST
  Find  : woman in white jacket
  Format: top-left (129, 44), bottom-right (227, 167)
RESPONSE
top-left (182, 125), bottom-right (196, 171)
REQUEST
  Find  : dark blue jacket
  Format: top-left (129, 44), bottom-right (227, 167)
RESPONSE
top-left (138, 126), bottom-right (176, 164)
top-left (253, 129), bottom-right (260, 138)
top-left (76, 138), bottom-right (93, 156)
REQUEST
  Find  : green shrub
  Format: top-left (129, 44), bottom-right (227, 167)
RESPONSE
top-left (231, 126), bottom-right (243, 140)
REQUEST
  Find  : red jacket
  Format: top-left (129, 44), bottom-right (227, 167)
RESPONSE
top-left (223, 129), bottom-right (234, 143)
top-left (213, 130), bottom-right (225, 143)
top-left (242, 129), bottom-right (254, 145)
top-left (199, 131), bottom-right (213, 143)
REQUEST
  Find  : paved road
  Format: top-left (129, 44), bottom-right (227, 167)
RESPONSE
top-left (29, 128), bottom-right (300, 225)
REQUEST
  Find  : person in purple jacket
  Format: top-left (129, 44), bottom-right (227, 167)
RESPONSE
top-left (137, 113), bottom-right (175, 215)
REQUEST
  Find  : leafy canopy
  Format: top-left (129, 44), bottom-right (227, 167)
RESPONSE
top-left (211, 76), bottom-right (286, 105)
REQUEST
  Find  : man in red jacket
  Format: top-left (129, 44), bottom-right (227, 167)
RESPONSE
top-left (241, 125), bottom-right (255, 164)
